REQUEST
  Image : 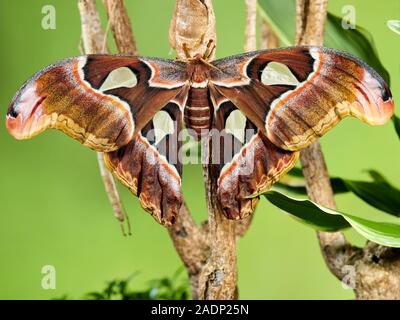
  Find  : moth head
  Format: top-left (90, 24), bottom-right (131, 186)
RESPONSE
top-left (6, 61), bottom-right (79, 141)
top-left (6, 78), bottom-right (48, 140)
top-left (6, 57), bottom-right (136, 152)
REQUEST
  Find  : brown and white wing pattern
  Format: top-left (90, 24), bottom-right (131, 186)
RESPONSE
top-left (6, 55), bottom-right (189, 226)
top-left (209, 46), bottom-right (394, 219)
top-left (104, 102), bottom-right (184, 226)
top-left (5, 47), bottom-right (395, 225)
top-left (213, 101), bottom-right (298, 219)
top-left (6, 54), bottom-right (189, 152)
top-left (210, 46), bottom-right (394, 151)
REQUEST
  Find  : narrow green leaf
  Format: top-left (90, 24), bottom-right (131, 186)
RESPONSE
top-left (277, 174), bottom-right (348, 195)
top-left (343, 214), bottom-right (400, 248)
top-left (286, 167), bottom-right (304, 178)
top-left (344, 180), bottom-right (400, 217)
top-left (388, 20), bottom-right (400, 35)
top-left (330, 178), bottom-right (349, 194)
top-left (325, 14), bottom-right (390, 84)
top-left (257, 0), bottom-right (293, 46)
top-left (273, 183), bottom-right (307, 195)
top-left (258, 0), bottom-right (390, 83)
top-left (264, 191), bottom-right (400, 247)
top-left (365, 169), bottom-right (391, 186)
top-left (264, 190), bottom-right (350, 231)
top-left (284, 168), bottom-right (400, 217)
top-left (393, 115), bottom-right (400, 140)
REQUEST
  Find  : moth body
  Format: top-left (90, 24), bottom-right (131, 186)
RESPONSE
top-left (184, 87), bottom-right (213, 136)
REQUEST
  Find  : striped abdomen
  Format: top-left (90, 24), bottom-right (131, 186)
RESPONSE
top-left (184, 88), bottom-right (212, 136)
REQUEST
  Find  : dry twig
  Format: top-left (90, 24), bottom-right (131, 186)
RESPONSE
top-left (260, 19), bottom-right (279, 49)
top-left (295, 0), bottom-right (354, 281)
top-left (78, 0), bottom-right (129, 235)
top-left (103, 0), bottom-right (138, 55)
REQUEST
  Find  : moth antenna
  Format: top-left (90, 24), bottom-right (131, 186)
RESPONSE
top-left (203, 39), bottom-right (216, 60)
top-left (201, 58), bottom-right (222, 72)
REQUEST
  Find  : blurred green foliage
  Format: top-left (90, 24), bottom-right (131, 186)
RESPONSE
top-left (54, 269), bottom-right (189, 300)
top-left (84, 270), bottom-right (189, 300)
top-left (259, 0), bottom-right (390, 83)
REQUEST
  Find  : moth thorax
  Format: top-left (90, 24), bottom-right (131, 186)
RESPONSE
top-left (184, 88), bottom-right (212, 137)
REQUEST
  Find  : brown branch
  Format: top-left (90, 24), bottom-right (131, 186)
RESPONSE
top-left (291, 2), bottom-right (400, 298)
top-left (295, 0), bottom-right (400, 300)
top-left (168, 204), bottom-right (209, 299)
top-left (294, 0), bottom-right (359, 281)
top-left (296, 0), bottom-right (329, 46)
top-left (238, 0), bottom-right (281, 239)
top-left (96, 153), bottom-right (124, 223)
top-left (78, 0), bottom-right (129, 235)
top-left (78, 0), bottom-right (106, 54)
top-left (260, 19), bottom-right (279, 49)
top-left (103, 0), bottom-right (138, 55)
top-left (234, 0), bottom-right (260, 239)
top-left (197, 152), bottom-right (237, 299)
top-left (244, 0), bottom-right (257, 52)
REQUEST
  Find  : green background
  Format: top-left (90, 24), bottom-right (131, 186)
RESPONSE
top-left (0, 0), bottom-right (399, 299)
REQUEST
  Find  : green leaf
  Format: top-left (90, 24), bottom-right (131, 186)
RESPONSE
top-left (325, 14), bottom-right (390, 84)
top-left (343, 214), bottom-right (400, 248)
top-left (343, 180), bottom-right (400, 217)
top-left (273, 182), bottom-right (308, 195)
top-left (286, 167), bottom-right (304, 178)
top-left (258, 0), bottom-right (390, 84)
top-left (85, 292), bottom-right (106, 300)
top-left (79, 270), bottom-right (190, 300)
top-left (365, 169), bottom-right (391, 186)
top-left (393, 115), bottom-right (400, 140)
top-left (264, 191), bottom-right (400, 247)
top-left (388, 20), bottom-right (400, 35)
top-left (283, 168), bottom-right (400, 218)
top-left (264, 190), bottom-right (350, 231)
top-left (275, 177), bottom-right (348, 195)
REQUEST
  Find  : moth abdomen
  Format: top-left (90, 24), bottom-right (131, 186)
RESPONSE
top-left (184, 87), bottom-right (212, 136)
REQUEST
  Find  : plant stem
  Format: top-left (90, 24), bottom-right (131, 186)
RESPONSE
top-left (103, 0), bottom-right (138, 55)
top-left (78, 0), bottom-right (129, 235)
top-left (197, 137), bottom-right (238, 299)
top-left (294, 0), bottom-right (355, 281)
top-left (260, 18), bottom-right (279, 49)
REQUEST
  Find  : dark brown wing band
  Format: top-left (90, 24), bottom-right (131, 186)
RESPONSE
top-left (211, 46), bottom-right (394, 151)
top-left (104, 103), bottom-right (184, 226)
top-left (214, 101), bottom-right (298, 219)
